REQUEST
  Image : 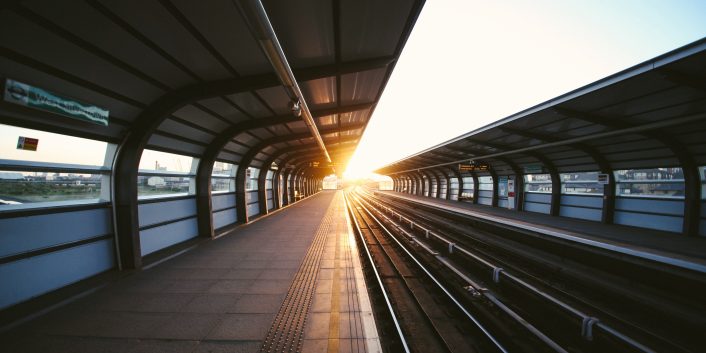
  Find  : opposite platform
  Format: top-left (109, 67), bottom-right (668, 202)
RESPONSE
top-left (2, 190), bottom-right (380, 353)
top-left (379, 190), bottom-right (706, 270)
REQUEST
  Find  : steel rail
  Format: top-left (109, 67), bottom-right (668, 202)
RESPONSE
top-left (343, 192), bottom-right (410, 353)
top-left (361, 189), bottom-right (659, 353)
top-left (349, 191), bottom-right (509, 353)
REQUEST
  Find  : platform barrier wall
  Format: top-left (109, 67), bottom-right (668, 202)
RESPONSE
top-left (213, 192), bottom-right (237, 230)
top-left (478, 190), bottom-right (493, 206)
top-left (614, 197), bottom-right (683, 233)
top-left (559, 194), bottom-right (603, 221)
top-left (0, 206), bottom-right (115, 309)
top-left (498, 198), bottom-right (509, 208)
top-left (138, 197), bottom-right (198, 256)
top-left (524, 192), bottom-right (552, 214)
top-left (247, 190), bottom-right (260, 217)
top-left (266, 190), bottom-right (274, 210)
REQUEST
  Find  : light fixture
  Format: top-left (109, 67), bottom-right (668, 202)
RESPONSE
top-left (236, 0), bottom-right (331, 163)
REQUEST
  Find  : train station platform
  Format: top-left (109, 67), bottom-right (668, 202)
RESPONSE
top-left (378, 191), bottom-right (706, 270)
top-left (2, 191), bottom-right (380, 353)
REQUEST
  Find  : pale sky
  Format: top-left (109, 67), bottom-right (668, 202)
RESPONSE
top-left (344, 0), bottom-right (706, 179)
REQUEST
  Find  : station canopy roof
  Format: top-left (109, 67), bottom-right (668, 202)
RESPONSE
top-left (376, 38), bottom-right (706, 177)
top-left (0, 0), bottom-right (423, 175)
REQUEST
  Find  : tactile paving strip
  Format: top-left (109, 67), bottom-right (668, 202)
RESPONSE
top-left (259, 201), bottom-right (335, 353)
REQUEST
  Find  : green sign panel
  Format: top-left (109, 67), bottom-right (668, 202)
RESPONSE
top-left (4, 79), bottom-right (109, 126)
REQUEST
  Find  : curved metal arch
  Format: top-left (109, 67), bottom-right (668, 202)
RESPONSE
top-left (430, 167), bottom-right (452, 200)
top-left (257, 142), bottom-right (357, 208)
top-left (553, 109), bottom-right (698, 227)
top-left (113, 59), bottom-right (390, 268)
top-left (427, 168), bottom-right (443, 198)
top-left (442, 166), bottom-right (463, 200)
top-left (234, 134), bottom-right (360, 223)
top-left (408, 170), bottom-right (422, 196)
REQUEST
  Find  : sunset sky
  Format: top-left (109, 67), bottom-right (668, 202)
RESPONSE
top-left (343, 0), bottom-right (706, 179)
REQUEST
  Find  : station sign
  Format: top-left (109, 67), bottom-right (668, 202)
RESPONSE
top-left (459, 160), bottom-right (489, 172)
top-left (3, 78), bottom-right (109, 126)
top-left (309, 161), bottom-right (320, 168)
top-left (16, 136), bottom-right (38, 151)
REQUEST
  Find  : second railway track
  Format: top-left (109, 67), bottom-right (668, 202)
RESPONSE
top-left (347, 188), bottom-right (706, 353)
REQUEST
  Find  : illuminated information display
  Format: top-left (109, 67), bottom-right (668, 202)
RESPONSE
top-left (459, 160), bottom-right (489, 172)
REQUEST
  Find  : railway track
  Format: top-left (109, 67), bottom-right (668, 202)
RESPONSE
top-left (345, 191), bottom-right (568, 353)
top-left (352, 188), bottom-right (706, 352)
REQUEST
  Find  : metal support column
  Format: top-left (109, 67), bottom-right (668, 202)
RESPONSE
top-left (235, 166), bottom-right (249, 223)
top-left (490, 168), bottom-right (499, 207)
top-left (472, 172), bottom-right (479, 204)
top-left (195, 158), bottom-right (215, 240)
top-left (257, 168), bottom-right (269, 215)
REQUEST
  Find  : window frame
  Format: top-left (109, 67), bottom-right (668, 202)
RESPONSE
top-left (136, 149), bottom-right (199, 200)
top-left (211, 161), bottom-right (236, 194)
top-left (0, 125), bottom-right (116, 211)
top-left (614, 168), bottom-right (685, 200)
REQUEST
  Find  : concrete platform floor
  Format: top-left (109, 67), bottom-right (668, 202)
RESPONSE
top-left (2, 190), bottom-right (379, 353)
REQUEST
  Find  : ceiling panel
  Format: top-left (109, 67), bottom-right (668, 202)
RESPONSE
top-left (101, 0), bottom-right (232, 81)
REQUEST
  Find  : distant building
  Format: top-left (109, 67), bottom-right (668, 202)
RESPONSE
top-left (147, 176), bottom-right (166, 186)
top-left (0, 172), bottom-right (24, 180)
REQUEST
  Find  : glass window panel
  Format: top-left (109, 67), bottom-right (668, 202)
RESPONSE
top-left (615, 168), bottom-right (684, 198)
top-left (561, 172), bottom-right (604, 195)
top-left (139, 149), bottom-right (193, 173)
top-left (525, 173), bottom-right (552, 193)
top-left (211, 177), bottom-right (234, 193)
top-left (246, 167), bottom-right (259, 191)
top-left (478, 176), bottom-right (493, 190)
top-left (212, 161), bottom-right (235, 177)
top-left (0, 124), bottom-right (109, 166)
top-left (138, 175), bottom-right (192, 198)
top-left (0, 170), bottom-right (104, 207)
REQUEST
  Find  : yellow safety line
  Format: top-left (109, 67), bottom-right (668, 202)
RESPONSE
top-left (328, 196), bottom-right (342, 353)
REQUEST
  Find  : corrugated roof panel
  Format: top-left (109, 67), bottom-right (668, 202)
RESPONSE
top-left (157, 118), bottom-right (215, 143)
top-left (255, 86), bottom-right (291, 116)
top-left (300, 77), bottom-right (337, 111)
top-left (340, 0), bottom-right (414, 61)
top-left (340, 67), bottom-right (387, 104)
top-left (0, 11), bottom-right (162, 104)
top-left (264, 0), bottom-right (335, 68)
top-left (103, 1), bottom-right (232, 81)
top-left (172, 105), bottom-right (229, 132)
top-left (24, 0), bottom-right (193, 88)
top-left (172, 0), bottom-right (270, 75)
top-left (197, 97), bottom-right (250, 124)
top-left (226, 92), bottom-right (271, 118)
